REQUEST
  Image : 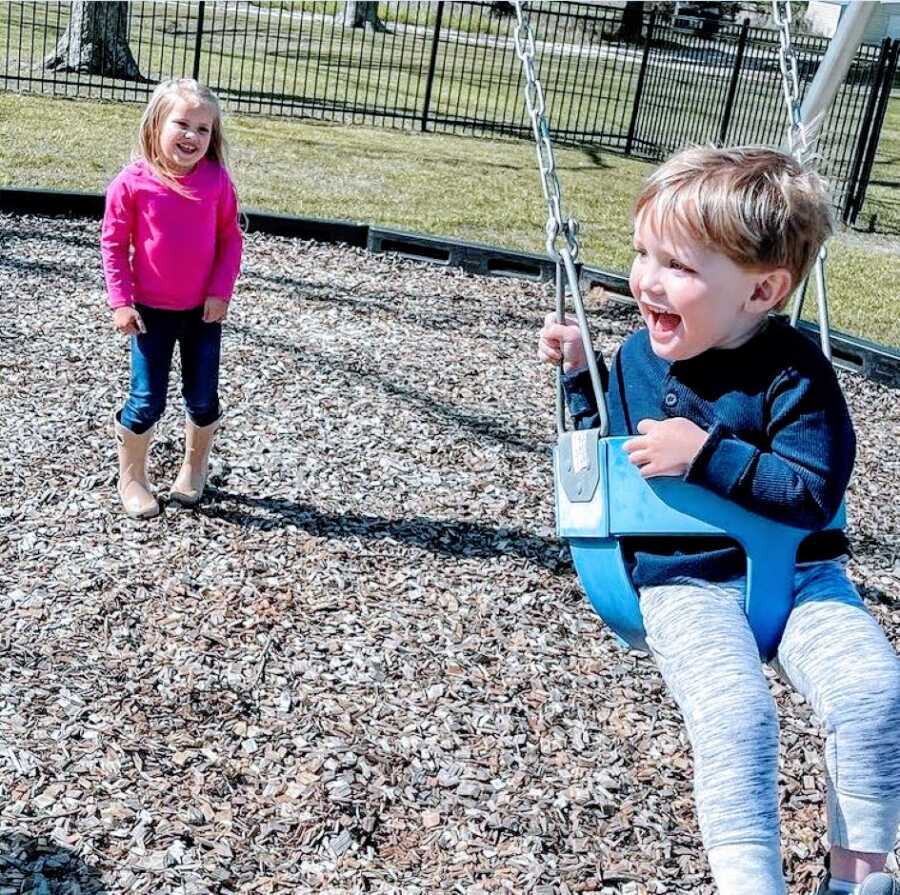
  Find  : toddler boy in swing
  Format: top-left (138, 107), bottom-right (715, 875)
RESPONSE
top-left (537, 145), bottom-right (900, 895)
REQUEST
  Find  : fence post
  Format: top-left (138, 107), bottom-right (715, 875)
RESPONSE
top-left (192, 1), bottom-right (206, 81)
top-left (719, 18), bottom-right (750, 145)
top-left (625, 10), bottom-right (656, 156)
top-left (421, 1), bottom-right (445, 132)
top-left (842, 38), bottom-right (889, 224)
top-left (845, 38), bottom-right (899, 225)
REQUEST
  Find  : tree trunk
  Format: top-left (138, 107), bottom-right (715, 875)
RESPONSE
top-left (488, 2), bottom-right (515, 17)
top-left (616, 1), bottom-right (645, 43)
top-left (44, 1), bottom-right (142, 80)
top-left (339, 2), bottom-right (388, 32)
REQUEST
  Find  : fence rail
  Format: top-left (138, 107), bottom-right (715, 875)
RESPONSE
top-left (1, 1), bottom-right (896, 222)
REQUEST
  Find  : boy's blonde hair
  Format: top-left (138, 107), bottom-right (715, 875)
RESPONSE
top-left (634, 145), bottom-right (832, 310)
top-left (136, 78), bottom-right (229, 197)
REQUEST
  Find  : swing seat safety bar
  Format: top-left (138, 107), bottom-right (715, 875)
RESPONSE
top-left (556, 433), bottom-right (846, 661)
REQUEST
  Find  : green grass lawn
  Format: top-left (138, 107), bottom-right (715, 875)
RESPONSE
top-left (0, 2), bottom-right (641, 137)
top-left (0, 0), bottom-right (886, 196)
top-left (856, 91), bottom-right (900, 235)
top-left (1, 91), bottom-right (897, 348)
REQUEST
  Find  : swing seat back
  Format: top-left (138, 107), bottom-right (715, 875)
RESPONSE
top-left (555, 432), bottom-right (845, 661)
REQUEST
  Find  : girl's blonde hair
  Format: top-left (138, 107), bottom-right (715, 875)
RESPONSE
top-left (634, 145), bottom-right (833, 310)
top-left (136, 78), bottom-right (229, 197)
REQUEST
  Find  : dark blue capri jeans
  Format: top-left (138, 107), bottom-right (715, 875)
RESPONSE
top-left (118, 304), bottom-right (221, 435)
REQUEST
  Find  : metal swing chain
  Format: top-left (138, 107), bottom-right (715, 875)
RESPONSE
top-left (772, 1), bottom-right (810, 162)
top-left (511, 3), bottom-right (579, 263)
top-left (511, 1), bottom-right (610, 436)
top-left (772, 0), bottom-right (832, 358)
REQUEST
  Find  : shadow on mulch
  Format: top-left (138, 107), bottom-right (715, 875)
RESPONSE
top-left (858, 582), bottom-right (898, 607)
top-left (229, 321), bottom-right (546, 454)
top-left (198, 489), bottom-right (567, 570)
top-left (0, 832), bottom-right (108, 894)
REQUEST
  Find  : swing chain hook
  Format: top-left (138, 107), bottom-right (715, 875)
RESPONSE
top-left (772, 1), bottom-right (809, 163)
top-left (512, 2), bottom-right (580, 262)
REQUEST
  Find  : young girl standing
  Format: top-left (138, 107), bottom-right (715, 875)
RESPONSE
top-left (102, 78), bottom-right (242, 519)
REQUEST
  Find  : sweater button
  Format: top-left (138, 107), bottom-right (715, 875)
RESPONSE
top-left (664, 392), bottom-right (678, 408)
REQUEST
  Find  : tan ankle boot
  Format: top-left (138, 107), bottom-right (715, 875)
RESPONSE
top-left (114, 418), bottom-right (160, 519)
top-left (170, 417), bottom-right (220, 506)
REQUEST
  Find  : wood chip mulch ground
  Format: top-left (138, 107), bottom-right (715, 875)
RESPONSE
top-left (1, 213), bottom-right (897, 894)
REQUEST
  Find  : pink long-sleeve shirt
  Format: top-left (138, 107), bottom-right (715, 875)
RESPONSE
top-left (101, 158), bottom-right (243, 311)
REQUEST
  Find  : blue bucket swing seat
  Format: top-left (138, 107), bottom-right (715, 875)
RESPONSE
top-left (556, 429), bottom-right (845, 661)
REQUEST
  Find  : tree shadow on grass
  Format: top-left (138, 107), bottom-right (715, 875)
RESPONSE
top-left (579, 145), bottom-right (610, 169)
top-left (0, 832), bottom-right (108, 894)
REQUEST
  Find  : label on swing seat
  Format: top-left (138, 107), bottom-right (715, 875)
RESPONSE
top-left (572, 429), bottom-right (590, 473)
top-left (557, 429), bottom-right (600, 503)
top-left (555, 430), bottom-right (607, 539)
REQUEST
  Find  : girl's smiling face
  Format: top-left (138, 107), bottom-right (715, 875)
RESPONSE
top-left (628, 211), bottom-right (785, 362)
top-left (159, 96), bottom-right (215, 174)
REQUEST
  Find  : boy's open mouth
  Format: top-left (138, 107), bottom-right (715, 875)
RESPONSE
top-left (642, 301), bottom-right (682, 336)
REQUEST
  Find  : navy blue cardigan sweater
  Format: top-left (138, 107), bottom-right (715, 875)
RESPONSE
top-left (562, 317), bottom-right (856, 586)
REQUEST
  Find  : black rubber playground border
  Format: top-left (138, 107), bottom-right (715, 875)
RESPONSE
top-left (3, 185), bottom-right (899, 389)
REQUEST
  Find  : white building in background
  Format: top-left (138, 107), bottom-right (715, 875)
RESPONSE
top-left (805, 0), bottom-right (900, 41)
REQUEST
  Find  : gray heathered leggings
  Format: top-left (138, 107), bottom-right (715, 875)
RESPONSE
top-left (640, 561), bottom-right (900, 860)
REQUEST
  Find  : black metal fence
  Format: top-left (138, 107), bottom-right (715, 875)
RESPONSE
top-left (1, 1), bottom-right (897, 222)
